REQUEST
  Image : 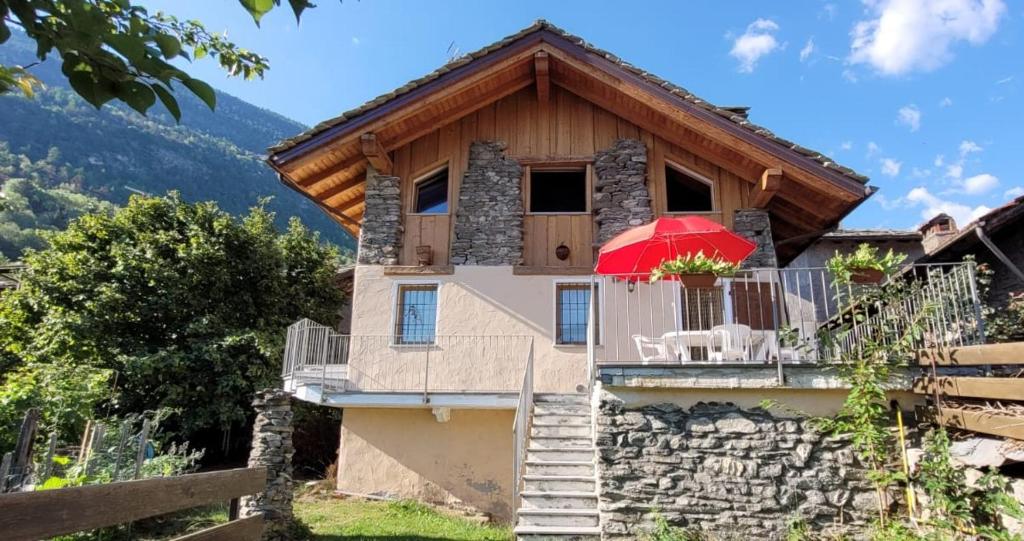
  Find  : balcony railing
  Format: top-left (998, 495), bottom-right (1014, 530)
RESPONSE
top-left (590, 262), bottom-right (985, 366)
top-left (281, 319), bottom-right (534, 395)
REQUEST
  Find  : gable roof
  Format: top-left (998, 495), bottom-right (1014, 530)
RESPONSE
top-left (267, 20), bottom-right (874, 262)
top-left (919, 195), bottom-right (1024, 262)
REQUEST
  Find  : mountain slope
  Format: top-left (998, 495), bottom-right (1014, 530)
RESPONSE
top-left (0, 31), bottom-right (354, 251)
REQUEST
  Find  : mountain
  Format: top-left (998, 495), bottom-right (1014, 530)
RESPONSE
top-left (0, 31), bottom-right (354, 254)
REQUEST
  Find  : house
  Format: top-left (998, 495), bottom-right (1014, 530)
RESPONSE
top-left (267, 21), bottom-right (982, 539)
top-left (916, 197), bottom-right (1024, 310)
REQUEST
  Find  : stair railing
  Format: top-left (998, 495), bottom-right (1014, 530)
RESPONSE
top-left (512, 339), bottom-right (535, 509)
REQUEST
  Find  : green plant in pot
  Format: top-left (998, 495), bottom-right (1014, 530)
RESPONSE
top-left (826, 243), bottom-right (906, 285)
top-left (649, 251), bottom-right (739, 288)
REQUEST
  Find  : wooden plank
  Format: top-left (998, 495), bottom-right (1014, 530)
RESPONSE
top-left (933, 406), bottom-right (1024, 441)
top-left (917, 342), bottom-right (1024, 366)
top-left (171, 515), bottom-right (264, 541)
top-left (360, 133), bottom-right (393, 175)
top-left (0, 467), bottom-right (266, 541)
top-left (383, 265), bottom-right (455, 275)
top-left (513, 266), bottom-right (594, 276)
top-left (914, 376), bottom-right (1024, 401)
top-left (751, 167), bottom-right (782, 207)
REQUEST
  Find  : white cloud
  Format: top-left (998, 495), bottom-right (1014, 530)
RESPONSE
top-left (939, 97), bottom-right (953, 107)
top-left (849, 0), bottom-right (1006, 75)
top-left (897, 104), bottom-right (921, 131)
top-left (996, 75), bottom-right (1014, 84)
top-left (946, 163), bottom-right (964, 179)
top-left (1004, 186), bottom-right (1024, 199)
top-left (934, 154), bottom-right (945, 167)
top-left (842, 69), bottom-right (859, 83)
top-left (866, 141), bottom-right (881, 157)
top-left (800, 37), bottom-right (816, 62)
top-left (821, 3), bottom-right (838, 21)
top-left (730, 19), bottom-right (781, 73)
top-left (840, 141), bottom-right (853, 151)
top-left (881, 158), bottom-right (902, 177)
top-left (961, 173), bottom-right (999, 194)
top-left (959, 140), bottom-right (982, 156)
top-left (874, 193), bottom-right (905, 210)
top-left (351, 37), bottom-right (361, 45)
top-left (906, 187), bottom-right (991, 224)
top-left (911, 167), bottom-right (931, 178)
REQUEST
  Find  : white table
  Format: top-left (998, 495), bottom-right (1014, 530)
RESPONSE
top-left (660, 330), bottom-right (775, 362)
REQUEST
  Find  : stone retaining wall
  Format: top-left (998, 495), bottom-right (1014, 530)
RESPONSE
top-left (450, 141), bottom-right (524, 265)
top-left (596, 393), bottom-right (876, 539)
top-left (357, 167), bottom-right (403, 265)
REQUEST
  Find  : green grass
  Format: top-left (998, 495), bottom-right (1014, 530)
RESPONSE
top-left (296, 497), bottom-right (513, 541)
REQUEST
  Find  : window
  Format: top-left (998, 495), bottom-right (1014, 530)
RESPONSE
top-left (555, 282), bottom-right (599, 345)
top-left (530, 170), bottom-right (587, 213)
top-left (679, 287), bottom-right (725, 331)
top-left (394, 284), bottom-right (438, 344)
top-left (414, 168), bottom-right (448, 214)
top-left (665, 164), bottom-right (713, 212)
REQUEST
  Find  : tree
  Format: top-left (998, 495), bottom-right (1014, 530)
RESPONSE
top-left (0, 193), bottom-right (348, 448)
top-left (0, 0), bottom-right (314, 119)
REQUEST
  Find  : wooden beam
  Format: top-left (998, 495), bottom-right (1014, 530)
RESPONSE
top-left (931, 406), bottom-right (1024, 441)
top-left (751, 167), bottom-right (782, 207)
top-left (0, 467), bottom-right (266, 541)
top-left (171, 515), bottom-right (264, 541)
top-left (917, 342), bottom-right (1024, 366)
top-left (914, 376), bottom-right (1024, 401)
top-left (330, 195), bottom-right (365, 214)
top-left (383, 265), bottom-right (455, 276)
top-left (360, 133), bottom-right (393, 175)
top-left (314, 172), bottom-right (365, 203)
top-left (296, 152), bottom-right (364, 188)
top-left (513, 265), bottom-right (593, 276)
top-left (534, 51), bottom-right (550, 104)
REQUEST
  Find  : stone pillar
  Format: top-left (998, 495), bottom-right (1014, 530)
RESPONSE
top-left (450, 141), bottom-right (524, 265)
top-left (357, 166), bottom-right (403, 265)
top-left (594, 139), bottom-right (653, 245)
top-left (241, 389), bottom-right (296, 541)
top-left (733, 208), bottom-right (777, 268)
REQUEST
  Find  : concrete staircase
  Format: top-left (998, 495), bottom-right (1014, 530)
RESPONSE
top-left (514, 394), bottom-right (600, 541)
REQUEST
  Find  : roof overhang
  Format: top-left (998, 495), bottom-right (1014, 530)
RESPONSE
top-left (266, 22), bottom-right (873, 263)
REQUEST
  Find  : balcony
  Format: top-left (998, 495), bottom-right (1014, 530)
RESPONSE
top-left (589, 262), bottom-right (985, 373)
top-left (281, 321), bottom-right (534, 408)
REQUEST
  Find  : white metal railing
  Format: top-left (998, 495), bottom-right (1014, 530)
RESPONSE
top-left (282, 319), bottom-right (534, 395)
top-left (511, 342), bottom-right (534, 509)
top-left (589, 262), bottom-right (985, 367)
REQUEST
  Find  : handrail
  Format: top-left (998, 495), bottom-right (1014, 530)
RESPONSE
top-left (511, 339), bottom-right (534, 509)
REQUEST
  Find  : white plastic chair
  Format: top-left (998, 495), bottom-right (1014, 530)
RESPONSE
top-left (632, 335), bottom-right (670, 364)
top-left (709, 324), bottom-right (753, 362)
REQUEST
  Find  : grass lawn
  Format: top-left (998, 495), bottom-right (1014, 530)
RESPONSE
top-left (296, 496), bottom-right (512, 541)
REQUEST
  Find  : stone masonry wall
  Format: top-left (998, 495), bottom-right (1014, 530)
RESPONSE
top-left (357, 166), bottom-right (403, 265)
top-left (451, 141), bottom-right (524, 265)
top-left (594, 139), bottom-right (654, 245)
top-left (733, 208), bottom-right (778, 268)
top-left (240, 389), bottom-right (296, 541)
top-left (597, 394), bottom-right (876, 539)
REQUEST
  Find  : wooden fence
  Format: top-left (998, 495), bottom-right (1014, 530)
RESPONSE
top-left (915, 342), bottom-right (1024, 441)
top-left (0, 466), bottom-right (266, 541)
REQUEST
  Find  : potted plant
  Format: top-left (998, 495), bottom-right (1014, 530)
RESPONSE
top-left (649, 251), bottom-right (739, 288)
top-left (826, 243), bottom-right (907, 285)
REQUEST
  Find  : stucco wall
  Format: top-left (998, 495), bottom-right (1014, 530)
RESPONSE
top-left (337, 408), bottom-right (515, 521)
top-left (350, 265), bottom-right (590, 393)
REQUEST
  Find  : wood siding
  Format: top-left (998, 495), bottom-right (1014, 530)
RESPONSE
top-left (390, 86), bottom-right (754, 267)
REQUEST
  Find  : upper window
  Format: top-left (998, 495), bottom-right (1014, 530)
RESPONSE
top-left (555, 282), bottom-right (600, 345)
top-left (530, 170), bottom-right (587, 213)
top-left (414, 168), bottom-right (449, 214)
top-left (394, 283), bottom-right (438, 344)
top-left (665, 164), bottom-right (713, 212)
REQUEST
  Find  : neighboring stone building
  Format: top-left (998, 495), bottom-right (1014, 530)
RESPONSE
top-left (787, 228), bottom-right (925, 269)
top-left (254, 20), bottom-right (971, 541)
top-left (917, 196), bottom-right (1024, 309)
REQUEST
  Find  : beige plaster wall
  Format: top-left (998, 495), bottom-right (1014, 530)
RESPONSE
top-left (337, 407), bottom-right (516, 522)
top-left (605, 386), bottom-right (924, 417)
top-left (350, 265), bottom-right (592, 393)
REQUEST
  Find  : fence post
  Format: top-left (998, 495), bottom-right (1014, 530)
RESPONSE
top-left (84, 424), bottom-right (105, 478)
top-left (41, 433), bottom-right (58, 482)
top-left (12, 408), bottom-right (40, 488)
top-left (112, 420), bottom-right (131, 481)
top-left (133, 419), bottom-right (151, 479)
top-left (966, 261), bottom-right (986, 344)
top-left (0, 452), bottom-right (11, 492)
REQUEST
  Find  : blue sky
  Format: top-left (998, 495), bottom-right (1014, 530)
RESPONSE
top-left (147, 0), bottom-right (1022, 231)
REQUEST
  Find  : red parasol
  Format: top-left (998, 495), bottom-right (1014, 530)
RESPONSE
top-left (594, 216), bottom-right (756, 280)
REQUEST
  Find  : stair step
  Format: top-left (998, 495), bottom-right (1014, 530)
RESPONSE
top-left (514, 525), bottom-right (602, 540)
top-left (529, 436), bottom-right (592, 449)
top-left (534, 394), bottom-right (589, 405)
top-left (532, 415), bottom-right (590, 426)
top-left (520, 491), bottom-right (598, 510)
top-left (532, 424), bottom-right (590, 438)
top-left (523, 475), bottom-right (596, 492)
top-left (526, 460), bottom-right (594, 476)
top-left (526, 447), bottom-right (595, 462)
top-left (534, 404), bottom-right (591, 416)
top-left (517, 508), bottom-right (600, 527)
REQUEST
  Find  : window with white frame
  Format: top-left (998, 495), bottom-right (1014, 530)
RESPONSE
top-left (555, 282), bottom-right (599, 345)
top-left (393, 283), bottom-right (438, 344)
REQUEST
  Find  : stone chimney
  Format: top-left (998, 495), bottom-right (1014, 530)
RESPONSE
top-left (919, 213), bottom-right (958, 254)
